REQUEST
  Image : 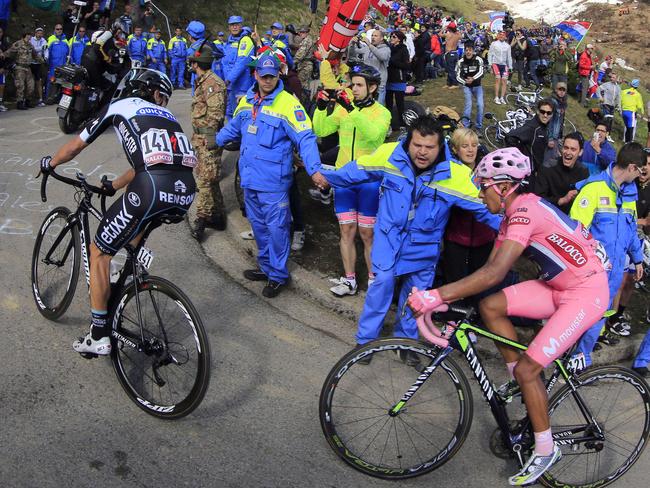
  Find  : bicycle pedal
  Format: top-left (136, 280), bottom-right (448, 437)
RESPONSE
top-left (80, 352), bottom-right (98, 359)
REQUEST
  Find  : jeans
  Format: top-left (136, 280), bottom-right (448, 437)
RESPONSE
top-left (551, 74), bottom-right (567, 88)
top-left (444, 51), bottom-right (458, 86)
top-left (462, 85), bottom-right (484, 129)
top-left (528, 60), bottom-right (540, 86)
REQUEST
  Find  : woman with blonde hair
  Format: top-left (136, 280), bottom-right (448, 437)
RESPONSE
top-left (440, 128), bottom-right (497, 295)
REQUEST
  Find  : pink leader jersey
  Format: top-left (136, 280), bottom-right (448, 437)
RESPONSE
top-left (495, 193), bottom-right (606, 289)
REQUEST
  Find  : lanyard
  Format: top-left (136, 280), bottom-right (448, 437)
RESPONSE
top-left (251, 93), bottom-right (266, 123)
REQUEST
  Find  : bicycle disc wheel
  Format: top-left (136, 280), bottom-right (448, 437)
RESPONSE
top-left (319, 338), bottom-right (473, 479)
top-left (31, 206), bottom-right (80, 320)
top-left (541, 366), bottom-right (650, 488)
top-left (484, 124), bottom-right (500, 150)
top-left (111, 276), bottom-right (211, 419)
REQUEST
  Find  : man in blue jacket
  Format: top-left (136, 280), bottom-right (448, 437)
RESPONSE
top-left (570, 142), bottom-right (646, 368)
top-left (127, 25), bottom-right (147, 66)
top-left (45, 24), bottom-right (69, 95)
top-left (168, 27), bottom-right (187, 89)
top-left (146, 29), bottom-right (167, 73)
top-left (221, 15), bottom-right (255, 119)
top-left (581, 122), bottom-right (617, 175)
top-left (68, 26), bottom-right (89, 65)
top-left (320, 116), bottom-right (501, 351)
top-left (216, 52), bottom-right (326, 297)
top-left (186, 20), bottom-right (206, 93)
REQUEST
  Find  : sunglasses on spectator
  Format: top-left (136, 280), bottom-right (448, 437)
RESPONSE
top-left (55, 28), bottom-right (63, 31)
top-left (556, 87), bottom-right (567, 91)
top-left (539, 109), bottom-right (553, 115)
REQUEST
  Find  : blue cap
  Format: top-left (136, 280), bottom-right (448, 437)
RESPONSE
top-left (228, 15), bottom-right (243, 24)
top-left (271, 22), bottom-right (283, 30)
top-left (217, 31), bottom-right (224, 36)
top-left (265, 30), bottom-right (272, 35)
top-left (255, 53), bottom-right (281, 77)
top-left (186, 20), bottom-right (205, 39)
top-left (631, 79), bottom-right (640, 88)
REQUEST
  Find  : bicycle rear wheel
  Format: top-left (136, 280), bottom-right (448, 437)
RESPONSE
top-left (111, 276), bottom-right (211, 419)
top-left (319, 338), bottom-right (473, 479)
top-left (541, 366), bottom-right (650, 488)
top-left (31, 207), bottom-right (80, 319)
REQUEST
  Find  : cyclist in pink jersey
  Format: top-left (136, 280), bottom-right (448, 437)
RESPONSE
top-left (407, 147), bottom-right (609, 486)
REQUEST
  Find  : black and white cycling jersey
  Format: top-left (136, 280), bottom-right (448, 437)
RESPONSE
top-left (80, 97), bottom-right (198, 173)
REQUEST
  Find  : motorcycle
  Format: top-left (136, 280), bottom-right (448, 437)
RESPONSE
top-left (53, 64), bottom-right (101, 134)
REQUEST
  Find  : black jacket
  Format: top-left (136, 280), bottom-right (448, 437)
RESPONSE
top-left (534, 159), bottom-right (589, 214)
top-left (387, 43), bottom-right (410, 83)
top-left (505, 115), bottom-right (549, 184)
top-left (456, 55), bottom-right (484, 87)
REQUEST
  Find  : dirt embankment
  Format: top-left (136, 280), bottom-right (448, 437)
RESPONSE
top-left (582, 1), bottom-right (650, 85)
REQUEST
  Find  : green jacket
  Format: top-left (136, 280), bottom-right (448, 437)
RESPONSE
top-left (549, 48), bottom-right (573, 76)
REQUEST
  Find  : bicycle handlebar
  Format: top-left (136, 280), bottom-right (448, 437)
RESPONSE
top-left (40, 169), bottom-right (111, 214)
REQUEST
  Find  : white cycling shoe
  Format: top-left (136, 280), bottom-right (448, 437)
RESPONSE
top-left (509, 444), bottom-right (561, 486)
top-left (329, 277), bottom-right (358, 297)
top-left (73, 333), bottom-right (112, 356)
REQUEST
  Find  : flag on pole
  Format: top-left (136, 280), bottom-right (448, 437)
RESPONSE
top-left (489, 11), bottom-right (505, 32)
top-left (555, 21), bottom-right (592, 43)
top-left (27, 0), bottom-right (60, 11)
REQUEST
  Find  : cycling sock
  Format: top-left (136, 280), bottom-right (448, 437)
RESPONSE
top-left (368, 272), bottom-right (376, 280)
top-left (345, 273), bottom-right (356, 281)
top-left (533, 428), bottom-right (554, 456)
top-left (507, 361), bottom-right (517, 379)
top-left (90, 309), bottom-right (108, 340)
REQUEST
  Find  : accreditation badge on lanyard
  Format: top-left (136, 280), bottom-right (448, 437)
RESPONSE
top-left (248, 93), bottom-right (265, 135)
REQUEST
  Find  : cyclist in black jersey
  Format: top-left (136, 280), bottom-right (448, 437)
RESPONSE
top-left (40, 68), bottom-right (197, 356)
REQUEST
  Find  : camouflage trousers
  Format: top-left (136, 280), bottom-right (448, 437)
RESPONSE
top-left (14, 66), bottom-right (35, 101)
top-left (192, 134), bottom-right (225, 219)
top-left (296, 63), bottom-right (313, 93)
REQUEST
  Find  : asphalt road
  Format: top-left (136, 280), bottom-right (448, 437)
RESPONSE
top-left (1, 96), bottom-right (648, 487)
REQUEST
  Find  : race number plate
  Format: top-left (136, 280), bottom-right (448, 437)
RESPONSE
top-left (137, 246), bottom-right (154, 270)
top-left (59, 94), bottom-right (72, 109)
top-left (567, 352), bottom-right (586, 373)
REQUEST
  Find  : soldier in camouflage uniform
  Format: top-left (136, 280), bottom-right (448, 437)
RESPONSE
top-left (6, 32), bottom-right (43, 110)
top-left (188, 46), bottom-right (227, 241)
top-left (293, 26), bottom-right (315, 103)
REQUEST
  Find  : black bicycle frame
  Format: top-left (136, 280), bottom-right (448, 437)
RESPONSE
top-left (388, 317), bottom-right (602, 462)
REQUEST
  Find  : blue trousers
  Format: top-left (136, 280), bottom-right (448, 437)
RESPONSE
top-left (633, 330), bottom-right (650, 368)
top-left (244, 188), bottom-right (291, 284)
top-left (149, 62), bottom-right (166, 74)
top-left (170, 58), bottom-right (185, 87)
top-left (46, 63), bottom-right (64, 95)
top-left (356, 266), bottom-right (436, 345)
top-left (574, 267), bottom-right (619, 366)
top-left (226, 89), bottom-right (246, 119)
top-left (444, 52), bottom-right (458, 86)
top-left (462, 85), bottom-right (484, 129)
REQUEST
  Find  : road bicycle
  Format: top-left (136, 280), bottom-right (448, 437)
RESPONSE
top-left (483, 111), bottom-right (525, 150)
top-left (319, 305), bottom-right (650, 486)
top-left (31, 169), bottom-right (211, 419)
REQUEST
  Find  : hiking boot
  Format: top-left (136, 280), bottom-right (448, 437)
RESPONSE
top-left (207, 214), bottom-right (226, 231)
top-left (395, 349), bottom-right (424, 372)
top-left (190, 217), bottom-right (206, 241)
top-left (262, 280), bottom-right (284, 298)
top-left (16, 100), bottom-right (27, 110)
top-left (354, 344), bottom-right (372, 365)
top-left (243, 269), bottom-right (267, 281)
top-left (329, 277), bottom-right (358, 297)
top-left (308, 187), bottom-right (332, 205)
top-left (73, 332), bottom-right (111, 356)
top-left (291, 230), bottom-right (305, 251)
top-left (508, 444), bottom-right (562, 486)
top-left (607, 321), bottom-right (631, 337)
top-left (632, 366), bottom-right (650, 378)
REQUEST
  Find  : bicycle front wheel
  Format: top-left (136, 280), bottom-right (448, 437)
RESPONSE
top-left (111, 276), bottom-right (211, 419)
top-left (31, 207), bottom-right (80, 320)
top-left (541, 366), bottom-right (650, 488)
top-left (319, 338), bottom-right (473, 479)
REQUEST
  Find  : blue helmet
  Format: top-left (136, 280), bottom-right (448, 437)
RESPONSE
top-left (228, 15), bottom-right (243, 24)
top-left (631, 79), bottom-right (640, 88)
top-left (186, 20), bottom-right (205, 39)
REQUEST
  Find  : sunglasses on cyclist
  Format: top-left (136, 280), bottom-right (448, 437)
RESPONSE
top-left (539, 109), bottom-right (553, 116)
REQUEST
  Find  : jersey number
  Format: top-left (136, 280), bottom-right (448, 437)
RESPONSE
top-left (140, 129), bottom-right (197, 168)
